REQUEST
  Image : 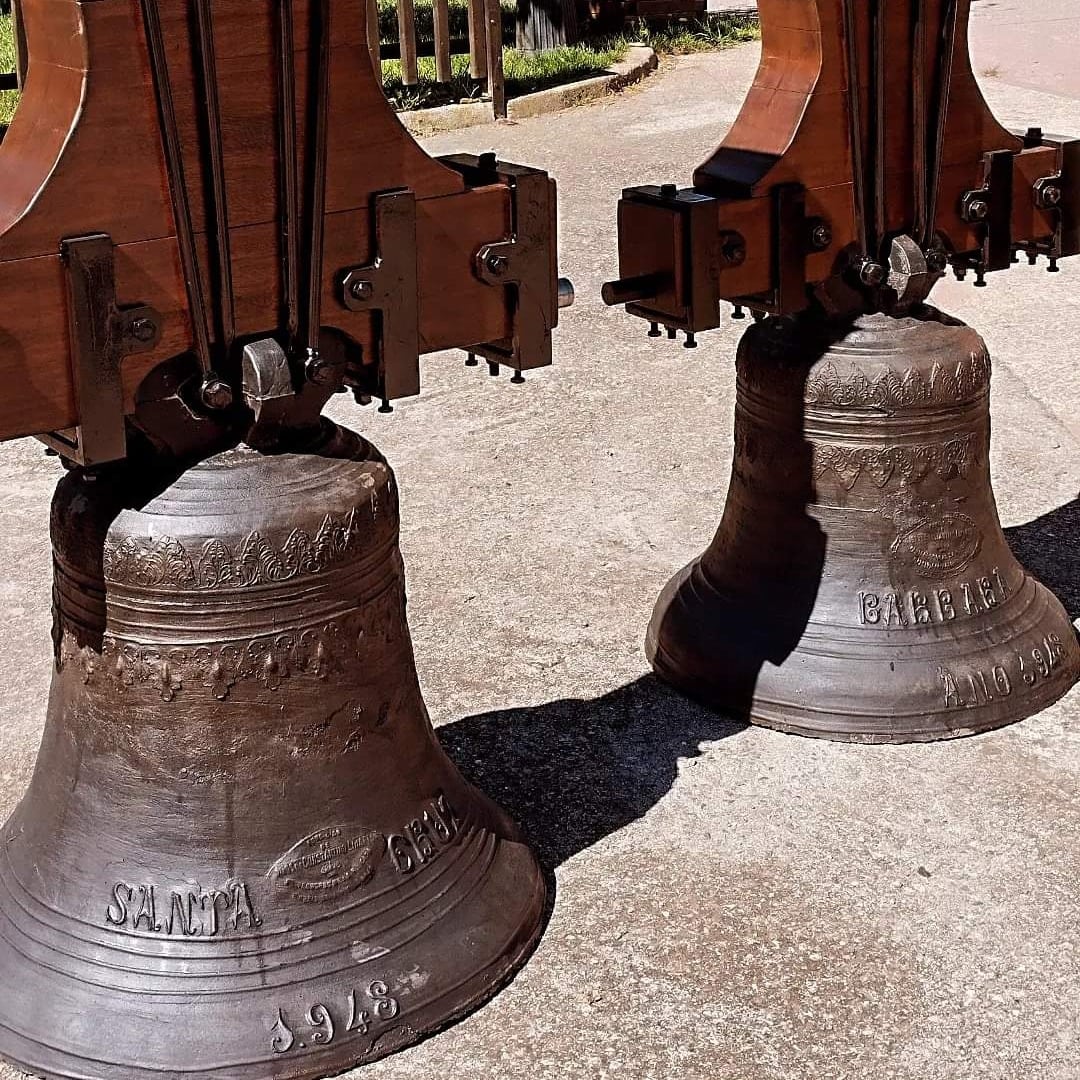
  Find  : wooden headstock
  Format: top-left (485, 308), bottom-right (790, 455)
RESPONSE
top-left (0, 0), bottom-right (567, 462)
top-left (604, 0), bottom-right (1077, 335)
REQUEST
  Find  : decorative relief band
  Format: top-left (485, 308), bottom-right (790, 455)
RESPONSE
top-left (61, 588), bottom-right (404, 701)
top-left (812, 433), bottom-right (976, 491)
top-left (103, 508), bottom-right (372, 590)
top-left (804, 350), bottom-right (990, 409)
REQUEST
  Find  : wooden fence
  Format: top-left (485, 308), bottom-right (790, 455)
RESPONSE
top-left (366, 0), bottom-right (508, 119)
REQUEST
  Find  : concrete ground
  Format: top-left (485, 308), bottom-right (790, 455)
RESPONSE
top-left (2, 9), bottom-right (1079, 1080)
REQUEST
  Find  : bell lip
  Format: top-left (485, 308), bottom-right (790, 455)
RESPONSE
top-left (646, 562), bottom-right (1080, 746)
top-left (647, 648), bottom-right (1079, 744)
top-left (0, 847), bottom-right (546, 1080)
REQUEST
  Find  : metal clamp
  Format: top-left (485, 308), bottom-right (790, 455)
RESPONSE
top-left (439, 155), bottom-right (563, 373)
top-left (338, 189), bottom-right (420, 401)
top-left (40, 233), bottom-right (162, 466)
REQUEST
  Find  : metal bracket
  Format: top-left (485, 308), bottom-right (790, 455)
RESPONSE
top-left (439, 155), bottom-right (560, 372)
top-left (600, 183), bottom-right (724, 334)
top-left (1048, 137), bottom-right (1080, 259)
top-left (40, 233), bottom-right (162, 466)
top-left (958, 150), bottom-right (1014, 274)
top-left (338, 189), bottom-right (420, 401)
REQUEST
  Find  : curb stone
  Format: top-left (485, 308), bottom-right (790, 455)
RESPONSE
top-left (399, 44), bottom-right (658, 137)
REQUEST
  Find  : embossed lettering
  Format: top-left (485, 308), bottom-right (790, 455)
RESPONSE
top-left (910, 591), bottom-right (931, 624)
top-left (936, 589), bottom-right (955, 620)
top-left (882, 593), bottom-right (908, 627)
top-left (939, 667), bottom-right (963, 708)
top-left (859, 592), bottom-right (881, 625)
top-left (270, 826), bottom-right (383, 902)
top-left (106, 883), bottom-right (133, 926)
top-left (270, 981), bottom-right (401, 1057)
top-left (106, 880), bottom-right (259, 937)
top-left (406, 819), bottom-right (435, 862)
top-left (389, 793), bottom-right (461, 876)
top-left (387, 834), bottom-right (415, 873)
top-left (979, 576), bottom-right (999, 608)
top-left (961, 582), bottom-right (978, 616)
top-left (132, 885), bottom-right (159, 932)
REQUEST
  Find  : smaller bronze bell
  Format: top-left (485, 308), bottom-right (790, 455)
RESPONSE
top-left (0, 423), bottom-right (544, 1079)
top-left (648, 307), bottom-right (1080, 741)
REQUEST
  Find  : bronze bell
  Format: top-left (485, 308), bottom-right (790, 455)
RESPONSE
top-left (648, 307), bottom-right (1080, 742)
top-left (0, 423), bottom-right (544, 1078)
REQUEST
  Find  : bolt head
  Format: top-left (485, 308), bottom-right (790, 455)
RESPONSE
top-left (130, 317), bottom-right (157, 343)
top-left (348, 279), bottom-right (373, 302)
top-left (660, 184), bottom-right (678, 199)
top-left (1036, 183), bottom-right (1063, 209)
top-left (485, 253), bottom-right (510, 276)
top-left (963, 196), bottom-right (990, 222)
top-left (810, 223), bottom-right (833, 251)
top-left (859, 260), bottom-right (886, 287)
top-left (926, 248), bottom-right (948, 273)
top-left (200, 377), bottom-right (233, 410)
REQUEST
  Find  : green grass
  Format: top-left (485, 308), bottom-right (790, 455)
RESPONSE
top-left (0, 8), bottom-right (757, 119)
top-left (0, 14), bottom-right (16, 126)
top-left (382, 40), bottom-right (628, 110)
top-left (625, 12), bottom-right (760, 54)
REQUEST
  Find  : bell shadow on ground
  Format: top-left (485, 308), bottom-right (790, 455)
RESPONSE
top-left (430, 676), bottom-right (750, 1010)
top-left (439, 674), bottom-right (747, 871)
top-left (1004, 496), bottom-right (1080, 622)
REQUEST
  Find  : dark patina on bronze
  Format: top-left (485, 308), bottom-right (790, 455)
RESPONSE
top-left (0, 422), bottom-right (545, 1079)
top-left (647, 307), bottom-right (1080, 742)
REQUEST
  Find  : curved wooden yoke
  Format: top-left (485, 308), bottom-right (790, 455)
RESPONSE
top-left (605, 0), bottom-right (1078, 334)
top-left (0, 0), bottom-right (564, 460)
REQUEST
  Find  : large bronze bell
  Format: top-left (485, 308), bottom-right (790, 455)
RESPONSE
top-left (0, 423), bottom-right (544, 1078)
top-left (648, 307), bottom-right (1080, 742)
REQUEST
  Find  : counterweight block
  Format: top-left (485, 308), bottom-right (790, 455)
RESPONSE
top-left (0, 425), bottom-right (544, 1079)
top-left (647, 308), bottom-right (1080, 742)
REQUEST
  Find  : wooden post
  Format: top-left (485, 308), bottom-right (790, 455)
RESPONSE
top-left (515, 0), bottom-right (578, 51)
top-left (366, 0), bottom-right (382, 81)
top-left (396, 0), bottom-right (419, 85)
top-left (467, 0), bottom-right (488, 79)
top-left (484, 0), bottom-right (506, 119)
top-left (432, 0), bottom-right (452, 83)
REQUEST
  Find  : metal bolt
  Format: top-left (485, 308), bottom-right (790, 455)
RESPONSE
top-left (200, 376), bottom-right (233, 410)
top-left (479, 151), bottom-right (497, 170)
top-left (858, 260), bottom-right (886, 287)
top-left (720, 235), bottom-right (747, 267)
top-left (130, 317), bottom-right (157, 343)
top-left (731, 304), bottom-right (746, 320)
top-left (660, 184), bottom-right (678, 199)
top-left (465, 352), bottom-right (479, 366)
top-left (1034, 181), bottom-right (1063, 210)
top-left (487, 360), bottom-right (500, 376)
top-left (305, 352), bottom-right (337, 386)
top-left (348, 279), bottom-right (373, 302)
top-left (809, 222), bottom-right (833, 251)
top-left (378, 398), bottom-right (394, 414)
top-left (962, 196), bottom-right (990, 223)
top-left (485, 252), bottom-right (510, 277)
top-left (511, 370), bottom-right (525, 384)
top-left (666, 326), bottom-right (677, 340)
top-left (648, 322), bottom-right (661, 338)
top-left (974, 267), bottom-right (988, 288)
top-left (683, 332), bottom-right (697, 350)
top-left (1048, 257), bottom-right (1061, 273)
top-left (926, 249), bottom-right (948, 274)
